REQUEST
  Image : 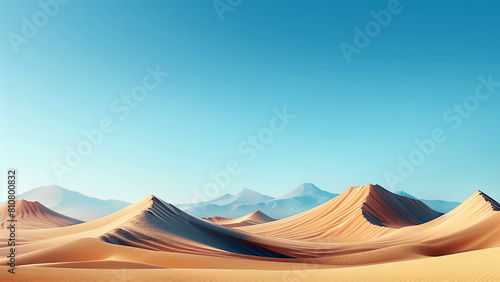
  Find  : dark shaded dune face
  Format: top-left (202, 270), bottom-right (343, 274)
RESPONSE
top-left (480, 191), bottom-right (500, 211)
top-left (99, 196), bottom-right (293, 259)
top-left (361, 185), bottom-right (443, 228)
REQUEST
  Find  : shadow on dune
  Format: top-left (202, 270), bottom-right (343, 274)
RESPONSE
top-left (99, 196), bottom-right (293, 259)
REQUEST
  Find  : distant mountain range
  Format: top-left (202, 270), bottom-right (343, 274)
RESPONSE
top-left (14, 184), bottom-right (461, 221)
top-left (395, 191), bottom-right (461, 213)
top-left (182, 184), bottom-right (461, 219)
top-left (183, 183), bottom-right (339, 219)
top-left (16, 185), bottom-right (131, 221)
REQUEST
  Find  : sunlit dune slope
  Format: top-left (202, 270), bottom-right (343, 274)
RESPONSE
top-left (239, 184), bottom-right (442, 242)
top-left (368, 190), bottom-right (500, 254)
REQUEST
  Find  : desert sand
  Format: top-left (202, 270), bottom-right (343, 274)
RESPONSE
top-left (2, 247), bottom-right (500, 281)
top-left (1, 183), bottom-right (499, 281)
top-left (0, 200), bottom-right (83, 229)
top-left (203, 210), bottom-right (276, 227)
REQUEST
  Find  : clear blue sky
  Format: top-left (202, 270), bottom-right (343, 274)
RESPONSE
top-left (1, 0), bottom-right (499, 204)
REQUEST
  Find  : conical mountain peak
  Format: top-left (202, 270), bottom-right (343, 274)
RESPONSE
top-left (279, 183), bottom-right (336, 200)
top-left (239, 188), bottom-right (260, 195)
top-left (215, 188), bottom-right (274, 206)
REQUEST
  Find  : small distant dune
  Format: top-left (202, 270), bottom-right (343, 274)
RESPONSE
top-left (203, 210), bottom-right (276, 227)
top-left (0, 200), bottom-right (83, 229)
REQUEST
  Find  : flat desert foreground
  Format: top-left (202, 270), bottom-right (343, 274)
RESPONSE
top-left (1, 247), bottom-right (499, 281)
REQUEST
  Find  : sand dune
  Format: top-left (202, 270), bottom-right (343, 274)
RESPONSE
top-left (239, 184), bottom-right (443, 242)
top-left (1, 185), bottom-right (499, 281)
top-left (365, 190), bottom-right (500, 254)
top-left (0, 200), bottom-right (83, 229)
top-left (97, 196), bottom-right (291, 258)
top-left (16, 185), bottom-right (131, 221)
top-left (202, 216), bottom-right (232, 224)
top-left (203, 210), bottom-right (276, 227)
top-left (1, 195), bottom-right (294, 259)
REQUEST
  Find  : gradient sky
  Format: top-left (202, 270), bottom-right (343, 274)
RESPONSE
top-left (1, 0), bottom-right (499, 204)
